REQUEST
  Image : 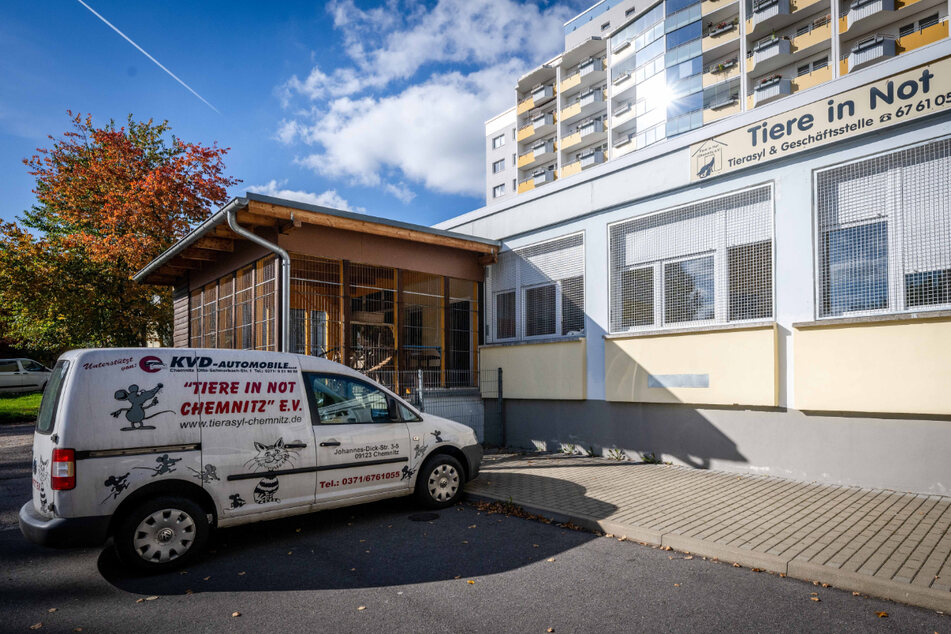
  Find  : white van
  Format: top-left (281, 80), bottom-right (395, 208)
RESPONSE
top-left (20, 348), bottom-right (482, 571)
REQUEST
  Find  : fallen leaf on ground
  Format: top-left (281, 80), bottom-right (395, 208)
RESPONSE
top-left (662, 546), bottom-right (671, 551)
top-left (357, 606), bottom-right (366, 611)
top-left (547, 628), bottom-right (554, 632)
top-left (185, 590), bottom-right (193, 595)
top-left (359, 539), bottom-right (366, 543)
top-left (875, 612), bottom-right (888, 618)
top-left (48, 609), bottom-right (57, 613)
top-left (238, 571), bottom-right (246, 576)
top-left (684, 556), bottom-right (693, 560)
top-left (203, 576), bottom-right (211, 581)
top-left (462, 540), bottom-right (469, 544)
top-left (29, 624), bottom-right (42, 630)
top-left (852, 592), bottom-right (861, 596)
top-left (811, 597), bottom-right (821, 602)
top-left (145, 596), bottom-right (158, 601)
top-left (605, 534), bottom-right (614, 538)
top-left (351, 568), bottom-right (356, 572)
top-left (135, 599), bottom-right (144, 604)
top-left (546, 558), bottom-right (556, 562)
top-left (821, 583), bottom-right (830, 588)
top-left (454, 575), bottom-right (461, 579)
top-left (810, 592), bottom-right (818, 596)
top-left (779, 573), bottom-right (786, 578)
top-left (231, 612), bottom-right (241, 618)
top-left (74, 629), bottom-right (82, 632)
top-left (295, 528), bottom-right (301, 533)
top-left (287, 551), bottom-right (293, 555)
top-left (468, 525), bottom-right (477, 529)
top-left (533, 544), bottom-right (539, 548)
top-left (618, 536), bottom-right (627, 542)
top-left (674, 584), bottom-right (680, 587)
top-left (733, 563), bottom-right (741, 568)
top-left (467, 580), bottom-right (475, 585)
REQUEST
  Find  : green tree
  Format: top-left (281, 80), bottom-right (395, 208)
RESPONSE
top-left (0, 112), bottom-right (238, 352)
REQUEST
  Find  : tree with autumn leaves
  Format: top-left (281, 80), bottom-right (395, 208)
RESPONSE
top-left (0, 112), bottom-right (238, 353)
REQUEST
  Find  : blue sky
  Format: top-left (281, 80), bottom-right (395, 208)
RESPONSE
top-left (0, 0), bottom-right (586, 228)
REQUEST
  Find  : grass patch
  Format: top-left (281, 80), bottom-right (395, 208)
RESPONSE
top-left (0, 392), bottom-right (42, 424)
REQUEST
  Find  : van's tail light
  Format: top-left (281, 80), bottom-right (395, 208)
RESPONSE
top-left (51, 449), bottom-right (76, 490)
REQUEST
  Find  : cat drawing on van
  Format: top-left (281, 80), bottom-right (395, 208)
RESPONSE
top-left (246, 438), bottom-right (298, 504)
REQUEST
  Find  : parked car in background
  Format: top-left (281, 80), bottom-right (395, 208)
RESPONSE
top-left (0, 359), bottom-right (51, 393)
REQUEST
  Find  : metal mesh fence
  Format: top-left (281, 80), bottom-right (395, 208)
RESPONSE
top-left (485, 233), bottom-right (585, 342)
top-left (290, 254), bottom-right (343, 359)
top-left (816, 137), bottom-right (951, 318)
top-left (609, 185), bottom-right (773, 332)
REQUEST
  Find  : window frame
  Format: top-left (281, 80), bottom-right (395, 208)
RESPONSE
top-left (812, 138), bottom-right (951, 320)
top-left (302, 372), bottom-right (421, 425)
top-left (608, 184), bottom-right (775, 334)
top-left (491, 134), bottom-right (505, 149)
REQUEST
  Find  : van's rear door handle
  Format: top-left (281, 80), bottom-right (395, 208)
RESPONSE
top-left (319, 441), bottom-right (341, 447)
top-left (285, 442), bottom-right (308, 449)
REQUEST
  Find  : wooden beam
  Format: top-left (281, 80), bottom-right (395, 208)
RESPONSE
top-left (247, 200), bottom-right (497, 255)
top-left (478, 253), bottom-right (498, 266)
top-left (236, 210), bottom-right (277, 227)
top-left (179, 248), bottom-right (217, 262)
top-left (193, 236), bottom-right (234, 252)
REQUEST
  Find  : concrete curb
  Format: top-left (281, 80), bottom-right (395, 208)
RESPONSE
top-left (465, 489), bottom-right (951, 614)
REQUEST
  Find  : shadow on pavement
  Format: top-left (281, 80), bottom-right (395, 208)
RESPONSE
top-left (86, 474), bottom-right (615, 596)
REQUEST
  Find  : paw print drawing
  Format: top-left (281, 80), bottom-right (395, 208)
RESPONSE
top-left (111, 383), bottom-right (173, 431)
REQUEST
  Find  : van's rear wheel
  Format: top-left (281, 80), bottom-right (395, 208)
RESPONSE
top-left (114, 496), bottom-right (209, 573)
top-left (415, 454), bottom-right (464, 509)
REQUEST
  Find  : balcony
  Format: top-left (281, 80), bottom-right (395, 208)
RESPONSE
top-left (532, 169), bottom-right (557, 187)
top-left (703, 96), bottom-right (742, 122)
top-left (848, 36), bottom-right (896, 71)
top-left (612, 71), bottom-right (636, 97)
top-left (517, 85), bottom-right (555, 115)
top-left (702, 20), bottom-right (741, 52)
top-left (703, 57), bottom-right (740, 87)
top-left (563, 119), bottom-right (606, 150)
top-left (750, 36), bottom-right (792, 71)
top-left (792, 65), bottom-right (832, 92)
top-left (792, 17), bottom-right (832, 54)
top-left (897, 20), bottom-right (949, 54)
top-left (561, 89), bottom-right (606, 124)
top-left (791, 0), bottom-right (826, 11)
top-left (753, 75), bottom-right (792, 106)
top-left (612, 100), bottom-right (636, 125)
top-left (562, 150), bottom-right (605, 178)
top-left (517, 139), bottom-right (557, 169)
top-left (516, 111), bottom-right (556, 142)
top-left (840, 0), bottom-right (894, 33)
top-left (517, 179), bottom-right (535, 194)
top-left (702, 0), bottom-right (738, 15)
top-left (560, 58), bottom-right (606, 94)
top-left (749, 0), bottom-right (790, 32)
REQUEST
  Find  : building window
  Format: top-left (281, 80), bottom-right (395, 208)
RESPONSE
top-left (492, 158), bottom-right (505, 173)
top-left (487, 233), bottom-right (585, 341)
top-left (601, 21), bottom-right (611, 31)
top-left (609, 186), bottom-right (773, 332)
top-left (815, 138), bottom-right (951, 318)
top-left (492, 184), bottom-right (505, 198)
top-left (492, 134), bottom-right (505, 149)
top-left (899, 22), bottom-right (915, 38)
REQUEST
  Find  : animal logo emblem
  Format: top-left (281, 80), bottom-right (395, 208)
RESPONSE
top-left (133, 454), bottom-right (181, 477)
top-left (102, 473), bottom-right (131, 503)
top-left (35, 457), bottom-right (49, 482)
top-left (400, 465), bottom-right (415, 481)
top-left (189, 464), bottom-right (220, 483)
top-left (39, 489), bottom-right (48, 513)
top-left (697, 154), bottom-right (716, 179)
top-left (229, 493), bottom-right (246, 509)
top-left (430, 430), bottom-right (444, 444)
top-left (139, 356), bottom-right (165, 373)
top-left (111, 383), bottom-right (173, 430)
top-left (414, 444), bottom-right (428, 459)
top-left (246, 438), bottom-right (300, 504)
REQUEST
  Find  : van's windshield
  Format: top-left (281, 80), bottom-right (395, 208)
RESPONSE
top-left (36, 360), bottom-right (69, 434)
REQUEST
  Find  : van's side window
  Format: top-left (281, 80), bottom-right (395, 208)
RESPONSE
top-left (304, 373), bottom-right (399, 425)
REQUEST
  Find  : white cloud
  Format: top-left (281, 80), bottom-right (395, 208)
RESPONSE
top-left (247, 180), bottom-right (365, 213)
top-left (277, 0), bottom-right (576, 201)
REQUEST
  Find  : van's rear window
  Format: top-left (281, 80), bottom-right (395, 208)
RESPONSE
top-left (36, 361), bottom-right (69, 435)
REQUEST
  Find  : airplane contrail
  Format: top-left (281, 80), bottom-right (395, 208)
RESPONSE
top-left (75, 0), bottom-right (220, 114)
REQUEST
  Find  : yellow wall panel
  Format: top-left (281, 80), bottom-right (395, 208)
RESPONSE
top-left (480, 340), bottom-right (586, 400)
top-left (605, 326), bottom-right (778, 406)
top-left (794, 319), bottom-right (951, 415)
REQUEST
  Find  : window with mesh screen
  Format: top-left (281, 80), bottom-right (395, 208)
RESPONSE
top-left (189, 289), bottom-right (203, 347)
top-left (609, 186), bottom-right (773, 331)
top-left (815, 138), bottom-right (951, 318)
top-left (485, 233), bottom-right (585, 342)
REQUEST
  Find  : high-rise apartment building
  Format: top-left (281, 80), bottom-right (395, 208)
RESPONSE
top-left (486, 0), bottom-right (949, 200)
top-left (485, 108), bottom-right (518, 203)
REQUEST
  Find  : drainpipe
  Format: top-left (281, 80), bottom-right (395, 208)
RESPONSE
top-left (226, 206), bottom-right (291, 353)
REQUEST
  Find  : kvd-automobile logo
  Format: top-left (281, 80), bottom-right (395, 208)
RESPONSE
top-left (139, 356), bottom-right (165, 373)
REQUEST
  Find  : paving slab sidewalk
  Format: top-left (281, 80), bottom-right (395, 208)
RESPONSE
top-left (465, 453), bottom-right (951, 613)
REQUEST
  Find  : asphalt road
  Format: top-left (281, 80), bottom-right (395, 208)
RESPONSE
top-left (0, 427), bottom-right (948, 633)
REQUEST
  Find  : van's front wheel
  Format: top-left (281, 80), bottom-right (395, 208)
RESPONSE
top-left (415, 454), bottom-right (464, 509)
top-left (114, 496), bottom-right (209, 572)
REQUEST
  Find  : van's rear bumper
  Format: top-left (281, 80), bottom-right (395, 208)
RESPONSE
top-left (19, 502), bottom-right (110, 548)
top-left (462, 443), bottom-right (483, 481)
